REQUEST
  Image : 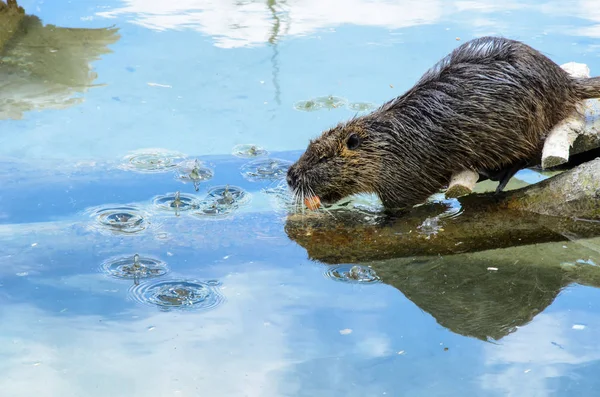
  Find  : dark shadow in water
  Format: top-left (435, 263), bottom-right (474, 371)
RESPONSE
top-left (370, 251), bottom-right (600, 341)
top-left (284, 195), bottom-right (600, 340)
top-left (0, 0), bottom-right (120, 119)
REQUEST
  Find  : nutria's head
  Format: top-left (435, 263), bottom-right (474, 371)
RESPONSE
top-left (286, 117), bottom-right (390, 206)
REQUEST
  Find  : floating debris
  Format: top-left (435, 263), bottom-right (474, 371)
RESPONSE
top-left (232, 144), bottom-right (268, 158)
top-left (572, 324), bottom-right (586, 330)
top-left (120, 149), bottom-right (186, 173)
top-left (129, 279), bottom-right (224, 311)
top-left (339, 329), bottom-right (353, 335)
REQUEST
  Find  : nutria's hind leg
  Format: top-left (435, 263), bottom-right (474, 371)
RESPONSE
top-left (493, 160), bottom-right (529, 193)
top-left (478, 159), bottom-right (530, 194)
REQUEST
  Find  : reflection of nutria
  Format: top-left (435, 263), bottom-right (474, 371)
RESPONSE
top-left (286, 36), bottom-right (600, 210)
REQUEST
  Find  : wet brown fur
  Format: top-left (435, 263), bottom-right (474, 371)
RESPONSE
top-left (286, 36), bottom-right (600, 210)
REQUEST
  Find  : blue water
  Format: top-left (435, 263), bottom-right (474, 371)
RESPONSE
top-left (2, 0), bottom-right (600, 395)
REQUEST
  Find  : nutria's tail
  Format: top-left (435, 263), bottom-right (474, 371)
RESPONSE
top-left (575, 77), bottom-right (600, 99)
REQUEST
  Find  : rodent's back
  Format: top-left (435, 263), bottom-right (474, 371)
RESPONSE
top-left (287, 36), bottom-right (595, 210)
top-left (369, 36), bottom-right (580, 205)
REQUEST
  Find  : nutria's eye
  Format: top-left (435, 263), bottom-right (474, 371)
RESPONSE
top-left (317, 156), bottom-right (328, 164)
top-left (346, 133), bottom-right (361, 150)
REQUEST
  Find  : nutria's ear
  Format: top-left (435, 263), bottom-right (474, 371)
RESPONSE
top-left (346, 133), bottom-right (362, 150)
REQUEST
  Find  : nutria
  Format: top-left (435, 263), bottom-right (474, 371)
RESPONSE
top-left (286, 36), bottom-right (600, 210)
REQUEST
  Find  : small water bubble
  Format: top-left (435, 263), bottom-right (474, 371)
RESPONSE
top-left (16, 272), bottom-right (29, 277)
top-left (120, 149), bottom-right (186, 173)
top-left (241, 158), bottom-right (292, 182)
top-left (339, 329), bottom-right (353, 335)
top-left (232, 144), bottom-right (268, 158)
top-left (100, 254), bottom-right (169, 281)
top-left (325, 265), bottom-right (381, 284)
top-left (87, 205), bottom-right (149, 235)
top-left (129, 279), bottom-right (225, 311)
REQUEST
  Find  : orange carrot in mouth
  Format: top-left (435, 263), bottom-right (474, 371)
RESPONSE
top-left (304, 196), bottom-right (321, 210)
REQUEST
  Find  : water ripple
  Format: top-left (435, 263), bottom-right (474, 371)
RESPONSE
top-left (193, 185), bottom-right (250, 218)
top-left (153, 191), bottom-right (200, 214)
top-left (174, 159), bottom-right (214, 191)
top-left (86, 205), bottom-right (150, 235)
top-left (100, 253), bottom-right (169, 281)
top-left (241, 158), bottom-right (292, 182)
top-left (347, 102), bottom-right (378, 112)
top-left (294, 95), bottom-right (348, 111)
top-left (293, 99), bottom-right (324, 112)
top-left (325, 264), bottom-right (381, 284)
top-left (120, 148), bottom-right (186, 173)
top-left (232, 144), bottom-right (268, 158)
top-left (129, 279), bottom-right (225, 311)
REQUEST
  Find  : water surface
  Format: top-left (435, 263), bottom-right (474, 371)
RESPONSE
top-left (2, 1), bottom-right (600, 396)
